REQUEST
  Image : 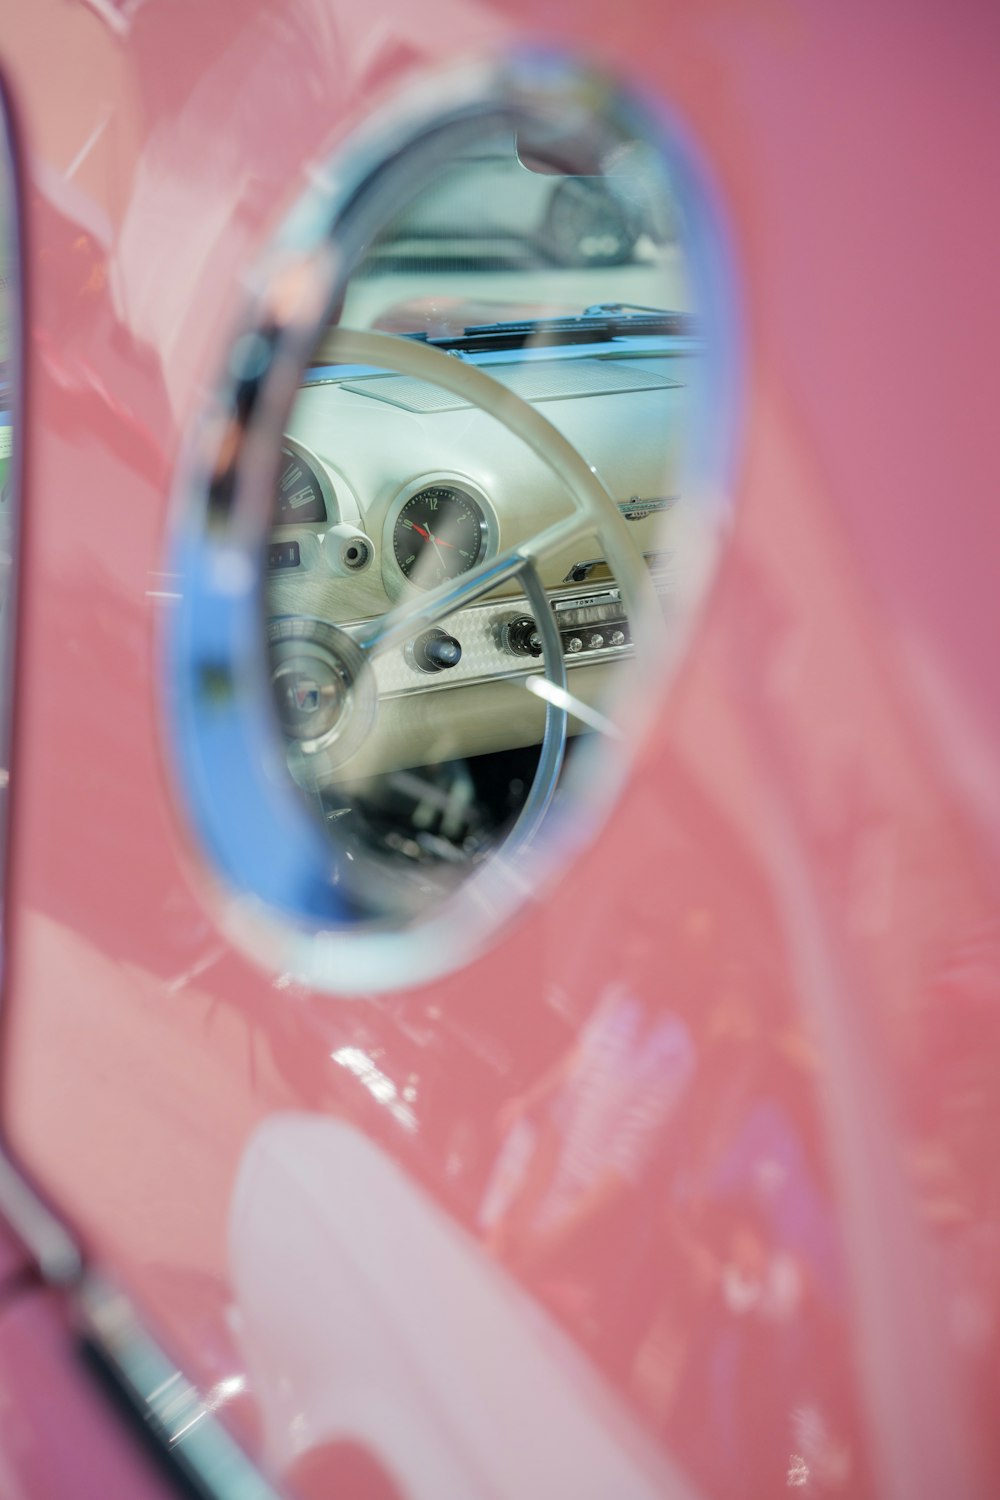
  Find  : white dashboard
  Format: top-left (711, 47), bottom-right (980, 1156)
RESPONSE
top-left (265, 340), bottom-right (698, 784)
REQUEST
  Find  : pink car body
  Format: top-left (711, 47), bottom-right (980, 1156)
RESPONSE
top-left (0, 1), bottom-right (997, 1497)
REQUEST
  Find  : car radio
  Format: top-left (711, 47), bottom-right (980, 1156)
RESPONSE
top-left (500, 587), bottom-right (632, 659)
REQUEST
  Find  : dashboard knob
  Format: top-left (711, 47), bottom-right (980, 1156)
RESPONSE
top-left (408, 628), bottom-right (462, 673)
top-left (501, 615), bottom-right (543, 658)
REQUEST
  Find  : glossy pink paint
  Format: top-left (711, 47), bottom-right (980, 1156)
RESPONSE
top-left (0, 1), bottom-right (996, 1498)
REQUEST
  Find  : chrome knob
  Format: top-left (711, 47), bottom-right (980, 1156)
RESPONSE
top-left (501, 615), bottom-right (543, 658)
top-left (408, 628), bottom-right (462, 673)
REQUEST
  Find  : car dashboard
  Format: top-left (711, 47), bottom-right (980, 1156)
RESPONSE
top-left (265, 332), bottom-right (699, 788)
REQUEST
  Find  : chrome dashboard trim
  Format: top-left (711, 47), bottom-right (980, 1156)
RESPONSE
top-left (347, 577), bottom-right (649, 699)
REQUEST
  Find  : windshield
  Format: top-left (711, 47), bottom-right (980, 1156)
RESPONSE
top-left (341, 128), bottom-right (691, 339)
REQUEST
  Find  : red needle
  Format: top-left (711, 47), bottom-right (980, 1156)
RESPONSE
top-left (407, 520), bottom-right (458, 550)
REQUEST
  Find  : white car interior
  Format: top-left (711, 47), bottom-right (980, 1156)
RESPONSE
top-left (262, 128), bottom-right (700, 911)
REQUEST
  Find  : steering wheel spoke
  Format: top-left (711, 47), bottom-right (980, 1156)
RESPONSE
top-left (354, 550), bottom-right (530, 657)
top-left (354, 511), bottom-right (592, 659)
top-left (516, 510), bottom-right (598, 564)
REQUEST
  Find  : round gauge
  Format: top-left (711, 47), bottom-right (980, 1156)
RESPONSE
top-left (392, 484), bottom-right (487, 588)
top-left (274, 446), bottom-right (328, 525)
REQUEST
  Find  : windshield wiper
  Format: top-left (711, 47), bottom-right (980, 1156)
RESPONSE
top-left (407, 304), bottom-right (695, 354)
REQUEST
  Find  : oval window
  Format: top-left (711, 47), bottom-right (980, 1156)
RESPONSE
top-left (167, 56), bottom-right (739, 991)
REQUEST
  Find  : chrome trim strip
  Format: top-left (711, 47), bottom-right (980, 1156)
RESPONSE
top-left (0, 1154), bottom-right (281, 1500)
top-left (78, 1275), bottom-right (283, 1500)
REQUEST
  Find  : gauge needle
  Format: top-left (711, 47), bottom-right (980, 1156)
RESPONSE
top-left (406, 519), bottom-right (457, 550)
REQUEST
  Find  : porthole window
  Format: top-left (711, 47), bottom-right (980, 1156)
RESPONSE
top-left (166, 56), bottom-right (740, 991)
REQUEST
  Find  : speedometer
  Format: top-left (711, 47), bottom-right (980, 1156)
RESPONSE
top-left (392, 484), bottom-right (487, 588)
top-left (275, 447), bottom-right (328, 524)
